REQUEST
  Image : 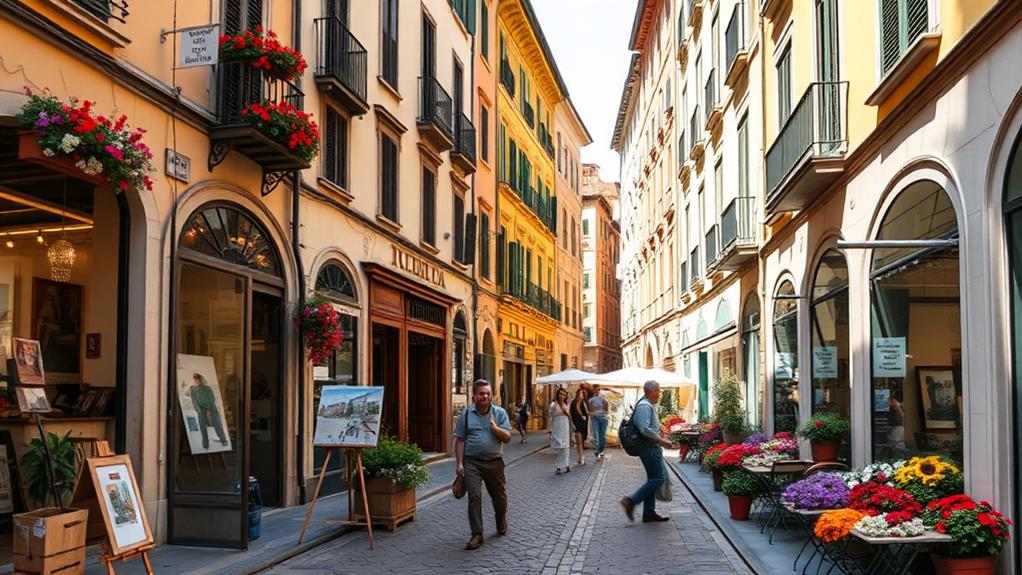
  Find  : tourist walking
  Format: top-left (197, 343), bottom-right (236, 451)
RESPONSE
top-left (547, 387), bottom-right (571, 474)
top-left (588, 385), bottom-right (610, 460)
top-left (454, 379), bottom-right (512, 550)
top-left (620, 380), bottom-right (675, 523)
top-left (514, 394), bottom-right (530, 443)
top-left (569, 389), bottom-right (590, 465)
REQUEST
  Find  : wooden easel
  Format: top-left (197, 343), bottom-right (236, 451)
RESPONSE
top-left (69, 441), bottom-right (155, 574)
top-left (297, 446), bottom-right (373, 549)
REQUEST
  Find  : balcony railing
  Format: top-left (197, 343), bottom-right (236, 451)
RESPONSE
top-left (451, 112), bottom-right (477, 171)
top-left (523, 101), bottom-right (535, 128)
top-left (216, 61), bottom-right (304, 127)
top-left (314, 17), bottom-right (368, 114)
top-left (725, 2), bottom-right (746, 74)
top-left (418, 76), bottom-right (455, 142)
top-left (500, 59), bottom-right (515, 97)
top-left (74, 0), bottom-right (129, 23)
top-left (705, 225), bottom-right (718, 266)
top-left (720, 196), bottom-right (755, 249)
top-left (539, 123), bottom-right (554, 158)
top-left (704, 70), bottom-right (718, 125)
top-left (765, 81), bottom-right (849, 201)
top-left (503, 282), bottom-right (561, 320)
top-left (689, 247), bottom-right (701, 287)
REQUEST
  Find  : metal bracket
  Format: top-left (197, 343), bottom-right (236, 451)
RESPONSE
top-left (262, 170), bottom-right (289, 196)
top-left (207, 141), bottom-right (232, 171)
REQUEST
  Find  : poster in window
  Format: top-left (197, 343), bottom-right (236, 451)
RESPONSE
top-left (88, 456), bottom-right (154, 555)
top-left (916, 366), bottom-right (958, 430)
top-left (31, 278), bottom-right (82, 377)
top-left (812, 346), bottom-right (838, 379)
top-left (313, 386), bottom-right (384, 447)
top-left (872, 337), bottom-right (906, 378)
top-left (176, 354), bottom-right (233, 454)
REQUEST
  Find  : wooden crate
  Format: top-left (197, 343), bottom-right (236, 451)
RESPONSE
top-left (353, 478), bottom-right (416, 531)
top-left (13, 508), bottom-right (88, 575)
top-left (13, 546), bottom-right (85, 575)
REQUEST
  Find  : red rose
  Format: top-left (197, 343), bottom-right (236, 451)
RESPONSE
top-left (936, 521), bottom-right (945, 533)
top-left (814, 421), bottom-right (823, 427)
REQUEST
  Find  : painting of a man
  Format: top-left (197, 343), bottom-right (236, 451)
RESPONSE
top-left (188, 373), bottom-right (228, 449)
top-left (176, 354), bottom-right (232, 454)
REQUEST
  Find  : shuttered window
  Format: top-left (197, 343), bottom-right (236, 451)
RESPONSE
top-left (880, 0), bottom-right (930, 75)
top-left (421, 167), bottom-right (436, 245)
top-left (777, 45), bottom-right (792, 124)
top-left (496, 227), bottom-right (506, 287)
top-left (324, 108), bottom-right (348, 189)
top-left (480, 105), bottom-right (489, 162)
top-left (481, 2), bottom-right (489, 60)
top-left (381, 0), bottom-right (399, 88)
top-left (380, 134), bottom-right (399, 221)
top-left (454, 193), bottom-right (466, 263)
top-left (480, 213), bottom-right (491, 279)
top-left (223, 0), bottom-right (262, 35)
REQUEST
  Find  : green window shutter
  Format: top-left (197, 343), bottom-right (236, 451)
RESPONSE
top-left (906, 0), bottom-right (928, 44)
top-left (880, 0), bottom-right (901, 74)
top-left (466, 0), bottom-right (476, 35)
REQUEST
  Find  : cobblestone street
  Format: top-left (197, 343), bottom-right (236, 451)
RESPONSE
top-left (261, 450), bottom-right (751, 575)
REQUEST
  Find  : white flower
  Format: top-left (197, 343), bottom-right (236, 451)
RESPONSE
top-left (59, 133), bottom-right (80, 154)
top-left (74, 157), bottom-right (103, 176)
top-left (42, 148), bottom-right (55, 157)
top-left (853, 515), bottom-right (925, 538)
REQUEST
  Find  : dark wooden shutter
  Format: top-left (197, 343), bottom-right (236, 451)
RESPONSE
top-left (480, 213), bottom-right (490, 278)
top-left (422, 167), bottom-right (436, 245)
top-left (496, 228), bottom-right (505, 287)
top-left (454, 193), bottom-right (465, 263)
top-left (325, 108), bottom-right (338, 184)
top-left (464, 213), bottom-right (477, 265)
top-left (224, 0), bottom-right (243, 35)
top-left (246, 0), bottom-right (263, 31)
top-left (465, 0), bottom-right (476, 35)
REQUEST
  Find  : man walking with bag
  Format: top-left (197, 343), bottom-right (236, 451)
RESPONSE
top-left (454, 379), bottom-right (511, 550)
top-left (620, 380), bottom-right (674, 523)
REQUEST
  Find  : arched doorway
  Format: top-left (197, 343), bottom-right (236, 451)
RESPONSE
top-left (870, 181), bottom-right (960, 462)
top-left (170, 203), bottom-right (286, 548)
top-left (742, 296), bottom-right (761, 429)
top-left (1004, 130), bottom-right (1022, 562)
top-left (811, 249), bottom-right (849, 461)
top-left (773, 280), bottom-right (799, 434)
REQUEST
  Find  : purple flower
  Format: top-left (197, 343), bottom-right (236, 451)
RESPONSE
top-left (744, 432), bottom-right (770, 446)
top-left (35, 111), bottom-right (50, 128)
top-left (783, 473), bottom-right (850, 510)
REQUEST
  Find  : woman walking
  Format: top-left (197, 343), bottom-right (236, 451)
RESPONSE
top-left (570, 389), bottom-right (590, 466)
top-left (514, 394), bottom-right (530, 443)
top-left (547, 387), bottom-right (571, 474)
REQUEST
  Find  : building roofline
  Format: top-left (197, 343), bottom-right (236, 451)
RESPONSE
top-left (520, 0), bottom-right (571, 100)
top-left (562, 96), bottom-right (593, 144)
top-left (610, 53), bottom-right (640, 151)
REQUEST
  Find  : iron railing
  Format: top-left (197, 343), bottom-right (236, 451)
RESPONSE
top-left (725, 2), bottom-right (746, 73)
top-left (765, 81), bottom-right (849, 198)
top-left (689, 246), bottom-right (701, 287)
top-left (720, 196), bottom-right (756, 250)
top-left (705, 70), bottom-right (717, 124)
top-left (314, 17), bottom-right (368, 104)
top-left (502, 282), bottom-right (561, 320)
top-left (539, 123), bottom-right (554, 158)
top-left (216, 61), bottom-right (304, 125)
top-left (454, 113), bottom-right (477, 162)
top-left (705, 225), bottom-right (718, 265)
top-left (418, 76), bottom-right (455, 141)
top-left (74, 0), bottom-right (128, 23)
top-left (513, 183), bottom-right (557, 233)
top-left (500, 59), bottom-right (515, 97)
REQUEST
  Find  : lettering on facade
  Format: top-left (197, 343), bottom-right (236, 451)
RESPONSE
top-left (390, 244), bottom-right (446, 289)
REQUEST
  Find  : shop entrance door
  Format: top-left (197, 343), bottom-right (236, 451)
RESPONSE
top-left (250, 288), bottom-right (283, 507)
top-left (373, 323), bottom-right (401, 438)
top-left (698, 352), bottom-right (709, 418)
top-left (408, 332), bottom-right (443, 452)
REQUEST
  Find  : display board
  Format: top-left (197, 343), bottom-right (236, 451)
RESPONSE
top-left (313, 386), bottom-right (384, 447)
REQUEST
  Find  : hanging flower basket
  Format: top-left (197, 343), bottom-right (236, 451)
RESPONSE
top-left (241, 101), bottom-right (319, 163)
top-left (219, 26), bottom-right (307, 81)
top-left (16, 90), bottom-right (155, 193)
top-left (293, 296), bottom-right (343, 364)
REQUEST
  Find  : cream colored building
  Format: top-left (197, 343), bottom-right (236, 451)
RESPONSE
top-left (581, 165), bottom-right (622, 374)
top-left (554, 100), bottom-right (589, 372)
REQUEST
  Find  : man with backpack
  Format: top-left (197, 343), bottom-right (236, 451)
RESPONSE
top-left (619, 380), bottom-right (674, 523)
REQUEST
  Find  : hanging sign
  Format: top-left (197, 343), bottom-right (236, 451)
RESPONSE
top-left (179, 24), bottom-right (220, 69)
top-left (872, 337), bottom-right (906, 378)
top-left (812, 346), bottom-right (838, 379)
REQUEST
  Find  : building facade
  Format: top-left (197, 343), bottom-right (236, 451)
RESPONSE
top-left (581, 165), bottom-right (623, 374)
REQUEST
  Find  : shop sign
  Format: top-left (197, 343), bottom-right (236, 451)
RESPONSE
top-left (774, 352), bottom-right (795, 380)
top-left (390, 245), bottom-right (446, 289)
top-left (179, 24), bottom-right (220, 68)
top-left (872, 337), bottom-right (906, 378)
top-left (812, 346), bottom-right (838, 379)
top-left (165, 149), bottom-right (191, 183)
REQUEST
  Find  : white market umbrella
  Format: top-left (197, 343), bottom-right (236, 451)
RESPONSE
top-left (534, 368), bottom-right (598, 386)
top-left (592, 367), bottom-right (696, 388)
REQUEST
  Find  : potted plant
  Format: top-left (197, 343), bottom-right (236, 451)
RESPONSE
top-left (922, 495), bottom-right (1012, 575)
top-left (711, 376), bottom-right (748, 444)
top-left (219, 26), bottom-right (308, 81)
top-left (892, 456), bottom-right (964, 506)
top-left (293, 296), bottom-right (344, 364)
top-left (241, 100), bottom-right (319, 163)
top-left (782, 472), bottom-right (849, 510)
top-left (702, 444), bottom-right (728, 491)
top-left (797, 412), bottom-right (850, 462)
top-left (670, 427), bottom-right (698, 462)
top-left (356, 436), bottom-right (431, 531)
top-left (721, 469), bottom-right (760, 520)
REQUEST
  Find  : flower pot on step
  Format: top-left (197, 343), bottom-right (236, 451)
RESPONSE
top-left (931, 553), bottom-right (997, 575)
top-left (810, 440), bottom-right (841, 463)
top-left (727, 495), bottom-right (754, 521)
top-left (722, 431), bottom-right (746, 445)
top-left (678, 444), bottom-right (690, 462)
top-left (353, 477), bottom-right (417, 532)
top-left (712, 469), bottom-right (723, 492)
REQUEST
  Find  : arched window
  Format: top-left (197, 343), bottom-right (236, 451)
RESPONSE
top-left (871, 181), bottom-right (960, 462)
top-left (180, 204), bottom-right (281, 276)
top-left (314, 262), bottom-right (357, 303)
top-left (773, 280), bottom-right (799, 433)
top-left (742, 296), bottom-right (761, 429)
top-left (313, 261), bottom-right (359, 385)
top-left (715, 299), bottom-right (733, 332)
top-left (811, 249), bottom-right (850, 460)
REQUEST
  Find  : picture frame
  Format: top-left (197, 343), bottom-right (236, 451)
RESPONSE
top-left (915, 366), bottom-right (959, 431)
top-left (176, 354), bottom-right (233, 454)
top-left (15, 386), bottom-right (51, 413)
top-left (87, 455), bottom-right (154, 556)
top-left (0, 430), bottom-right (25, 516)
top-left (77, 388), bottom-right (99, 417)
top-left (313, 386), bottom-right (384, 447)
top-left (11, 337), bottom-right (44, 386)
top-left (31, 278), bottom-right (83, 379)
top-left (91, 388), bottom-right (114, 417)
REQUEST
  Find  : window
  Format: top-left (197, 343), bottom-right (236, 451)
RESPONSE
top-left (584, 303), bottom-right (591, 318)
top-left (742, 297), bottom-right (761, 429)
top-left (480, 105), bottom-right (490, 162)
top-left (582, 218), bottom-right (590, 236)
top-left (738, 114), bottom-right (748, 199)
top-left (380, 0), bottom-right (399, 88)
top-left (773, 280), bottom-right (799, 433)
top-left (776, 45), bottom-right (792, 124)
top-left (422, 12), bottom-right (436, 78)
top-left (380, 133), bottom-right (399, 221)
top-left (583, 273), bottom-right (590, 289)
top-left (421, 166), bottom-right (436, 245)
top-left (811, 249), bottom-right (850, 461)
top-left (480, 213), bottom-right (491, 279)
top-left (880, 0), bottom-right (929, 75)
top-left (481, 2), bottom-right (489, 61)
top-left (449, 0), bottom-right (476, 34)
top-left (571, 217), bottom-right (577, 257)
top-left (584, 326), bottom-right (592, 343)
top-left (323, 107), bottom-right (348, 189)
top-left (454, 192), bottom-right (465, 263)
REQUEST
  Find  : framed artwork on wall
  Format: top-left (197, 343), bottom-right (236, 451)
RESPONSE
top-left (915, 366), bottom-right (958, 431)
top-left (31, 278), bottom-right (82, 379)
top-left (11, 338), bottom-right (44, 386)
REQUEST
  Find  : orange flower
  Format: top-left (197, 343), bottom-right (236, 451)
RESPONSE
top-left (815, 509), bottom-right (867, 543)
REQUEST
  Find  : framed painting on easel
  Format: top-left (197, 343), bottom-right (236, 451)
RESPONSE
top-left (87, 455), bottom-right (153, 556)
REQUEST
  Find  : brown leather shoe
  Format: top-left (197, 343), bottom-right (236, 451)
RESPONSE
top-left (497, 519), bottom-right (508, 535)
top-left (464, 534), bottom-right (484, 550)
top-left (642, 513), bottom-right (670, 523)
top-left (619, 497), bottom-right (635, 522)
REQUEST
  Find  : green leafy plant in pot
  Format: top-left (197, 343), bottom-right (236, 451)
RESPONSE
top-left (21, 431), bottom-right (76, 508)
top-left (357, 436), bottom-right (430, 530)
top-left (797, 412), bottom-right (850, 463)
top-left (722, 469), bottom-right (761, 521)
top-left (711, 375), bottom-right (748, 444)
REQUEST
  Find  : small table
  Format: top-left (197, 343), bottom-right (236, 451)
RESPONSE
top-left (851, 530), bottom-right (951, 575)
top-left (678, 431), bottom-right (701, 462)
top-left (743, 461), bottom-right (813, 541)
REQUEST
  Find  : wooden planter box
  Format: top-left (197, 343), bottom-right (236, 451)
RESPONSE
top-left (13, 507), bottom-right (88, 575)
top-left (353, 477), bottom-right (416, 532)
top-left (18, 132), bottom-right (108, 188)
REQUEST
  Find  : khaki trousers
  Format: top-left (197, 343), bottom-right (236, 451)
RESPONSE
top-left (464, 456), bottom-right (507, 536)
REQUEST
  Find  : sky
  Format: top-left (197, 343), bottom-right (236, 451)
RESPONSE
top-left (531, 0), bottom-right (639, 184)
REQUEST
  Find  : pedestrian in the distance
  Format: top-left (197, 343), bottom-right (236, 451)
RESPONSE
top-left (547, 387), bottom-right (571, 474)
top-left (454, 379), bottom-right (512, 550)
top-left (588, 385), bottom-right (610, 460)
top-left (569, 388), bottom-right (590, 466)
top-left (619, 380), bottom-right (675, 523)
top-left (514, 394), bottom-right (530, 443)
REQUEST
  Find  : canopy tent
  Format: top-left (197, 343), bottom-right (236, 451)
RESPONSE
top-left (534, 368), bottom-right (599, 386)
top-left (590, 367), bottom-right (695, 388)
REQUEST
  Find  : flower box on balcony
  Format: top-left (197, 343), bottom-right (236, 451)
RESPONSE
top-left (18, 132), bottom-right (107, 188)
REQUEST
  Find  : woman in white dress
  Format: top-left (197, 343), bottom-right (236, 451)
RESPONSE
top-left (547, 387), bottom-right (572, 474)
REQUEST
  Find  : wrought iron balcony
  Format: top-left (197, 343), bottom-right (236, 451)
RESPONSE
top-left (500, 59), bottom-right (515, 97)
top-left (208, 61), bottom-right (307, 195)
top-left (725, 2), bottom-right (749, 88)
top-left (417, 76), bottom-right (455, 152)
top-left (512, 182), bottom-right (557, 234)
top-left (522, 101), bottom-right (535, 129)
top-left (502, 281), bottom-right (561, 320)
top-left (689, 246), bottom-right (701, 288)
top-left (74, 0), bottom-right (129, 23)
top-left (717, 196), bottom-right (757, 271)
top-left (704, 225), bottom-right (718, 268)
top-left (765, 81), bottom-right (848, 215)
top-left (451, 112), bottom-right (477, 174)
top-left (539, 123), bottom-right (554, 159)
top-left (314, 17), bottom-right (369, 116)
top-left (704, 70), bottom-right (721, 130)
top-left (688, 0), bottom-right (704, 30)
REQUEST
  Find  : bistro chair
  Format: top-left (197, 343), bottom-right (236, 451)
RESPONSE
top-left (761, 459), bottom-right (814, 543)
top-left (803, 462), bottom-right (849, 477)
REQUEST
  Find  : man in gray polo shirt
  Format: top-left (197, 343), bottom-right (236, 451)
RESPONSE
top-left (454, 379), bottom-right (511, 550)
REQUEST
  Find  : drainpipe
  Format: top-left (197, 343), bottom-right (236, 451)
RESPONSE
top-left (292, 0), bottom-right (307, 505)
top-left (470, 29), bottom-right (480, 392)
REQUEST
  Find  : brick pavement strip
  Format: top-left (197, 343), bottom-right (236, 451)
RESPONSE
top-left (261, 449), bottom-right (751, 575)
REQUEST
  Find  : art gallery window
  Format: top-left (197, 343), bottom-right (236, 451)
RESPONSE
top-left (171, 202), bottom-right (286, 549)
top-left (811, 249), bottom-right (850, 461)
top-left (741, 296), bottom-right (761, 429)
top-left (773, 279), bottom-right (799, 434)
top-left (311, 261), bottom-right (359, 496)
top-left (870, 180), bottom-right (961, 462)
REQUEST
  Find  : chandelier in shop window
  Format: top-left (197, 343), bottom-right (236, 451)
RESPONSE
top-left (47, 238), bottom-right (76, 282)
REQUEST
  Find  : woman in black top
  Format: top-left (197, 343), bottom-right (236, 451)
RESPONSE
top-left (570, 388), bottom-right (590, 466)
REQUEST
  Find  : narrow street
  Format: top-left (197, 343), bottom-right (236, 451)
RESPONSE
top-left (261, 450), bottom-right (751, 575)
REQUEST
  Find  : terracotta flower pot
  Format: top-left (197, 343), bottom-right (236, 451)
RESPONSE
top-left (712, 469), bottom-right (723, 491)
top-left (722, 431), bottom-right (746, 445)
top-left (727, 495), bottom-right (754, 521)
top-left (810, 440), bottom-right (841, 462)
top-left (678, 444), bottom-right (690, 462)
top-left (931, 553), bottom-right (997, 575)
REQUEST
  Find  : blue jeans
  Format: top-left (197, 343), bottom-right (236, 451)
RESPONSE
top-left (590, 417), bottom-right (609, 454)
top-left (628, 445), bottom-right (665, 517)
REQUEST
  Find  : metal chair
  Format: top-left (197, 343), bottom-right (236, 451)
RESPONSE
top-left (761, 459), bottom-right (814, 543)
top-left (803, 462), bottom-right (849, 477)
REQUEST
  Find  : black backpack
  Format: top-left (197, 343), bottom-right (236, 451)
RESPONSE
top-left (617, 401), bottom-right (646, 456)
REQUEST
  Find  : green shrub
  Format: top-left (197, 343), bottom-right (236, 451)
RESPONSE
top-left (21, 431), bottom-right (76, 508)
top-left (712, 375), bottom-right (747, 434)
top-left (722, 469), bottom-right (761, 497)
top-left (797, 412), bottom-right (851, 442)
top-left (361, 436), bottom-right (431, 489)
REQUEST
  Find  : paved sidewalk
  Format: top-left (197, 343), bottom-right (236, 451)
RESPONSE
top-left (262, 448), bottom-right (751, 575)
top-left (77, 431), bottom-right (548, 575)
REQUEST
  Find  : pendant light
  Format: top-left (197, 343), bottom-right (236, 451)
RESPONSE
top-left (47, 178), bottom-right (76, 282)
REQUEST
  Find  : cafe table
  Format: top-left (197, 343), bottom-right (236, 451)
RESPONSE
top-left (851, 529), bottom-right (951, 575)
top-left (742, 461), bottom-right (814, 541)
